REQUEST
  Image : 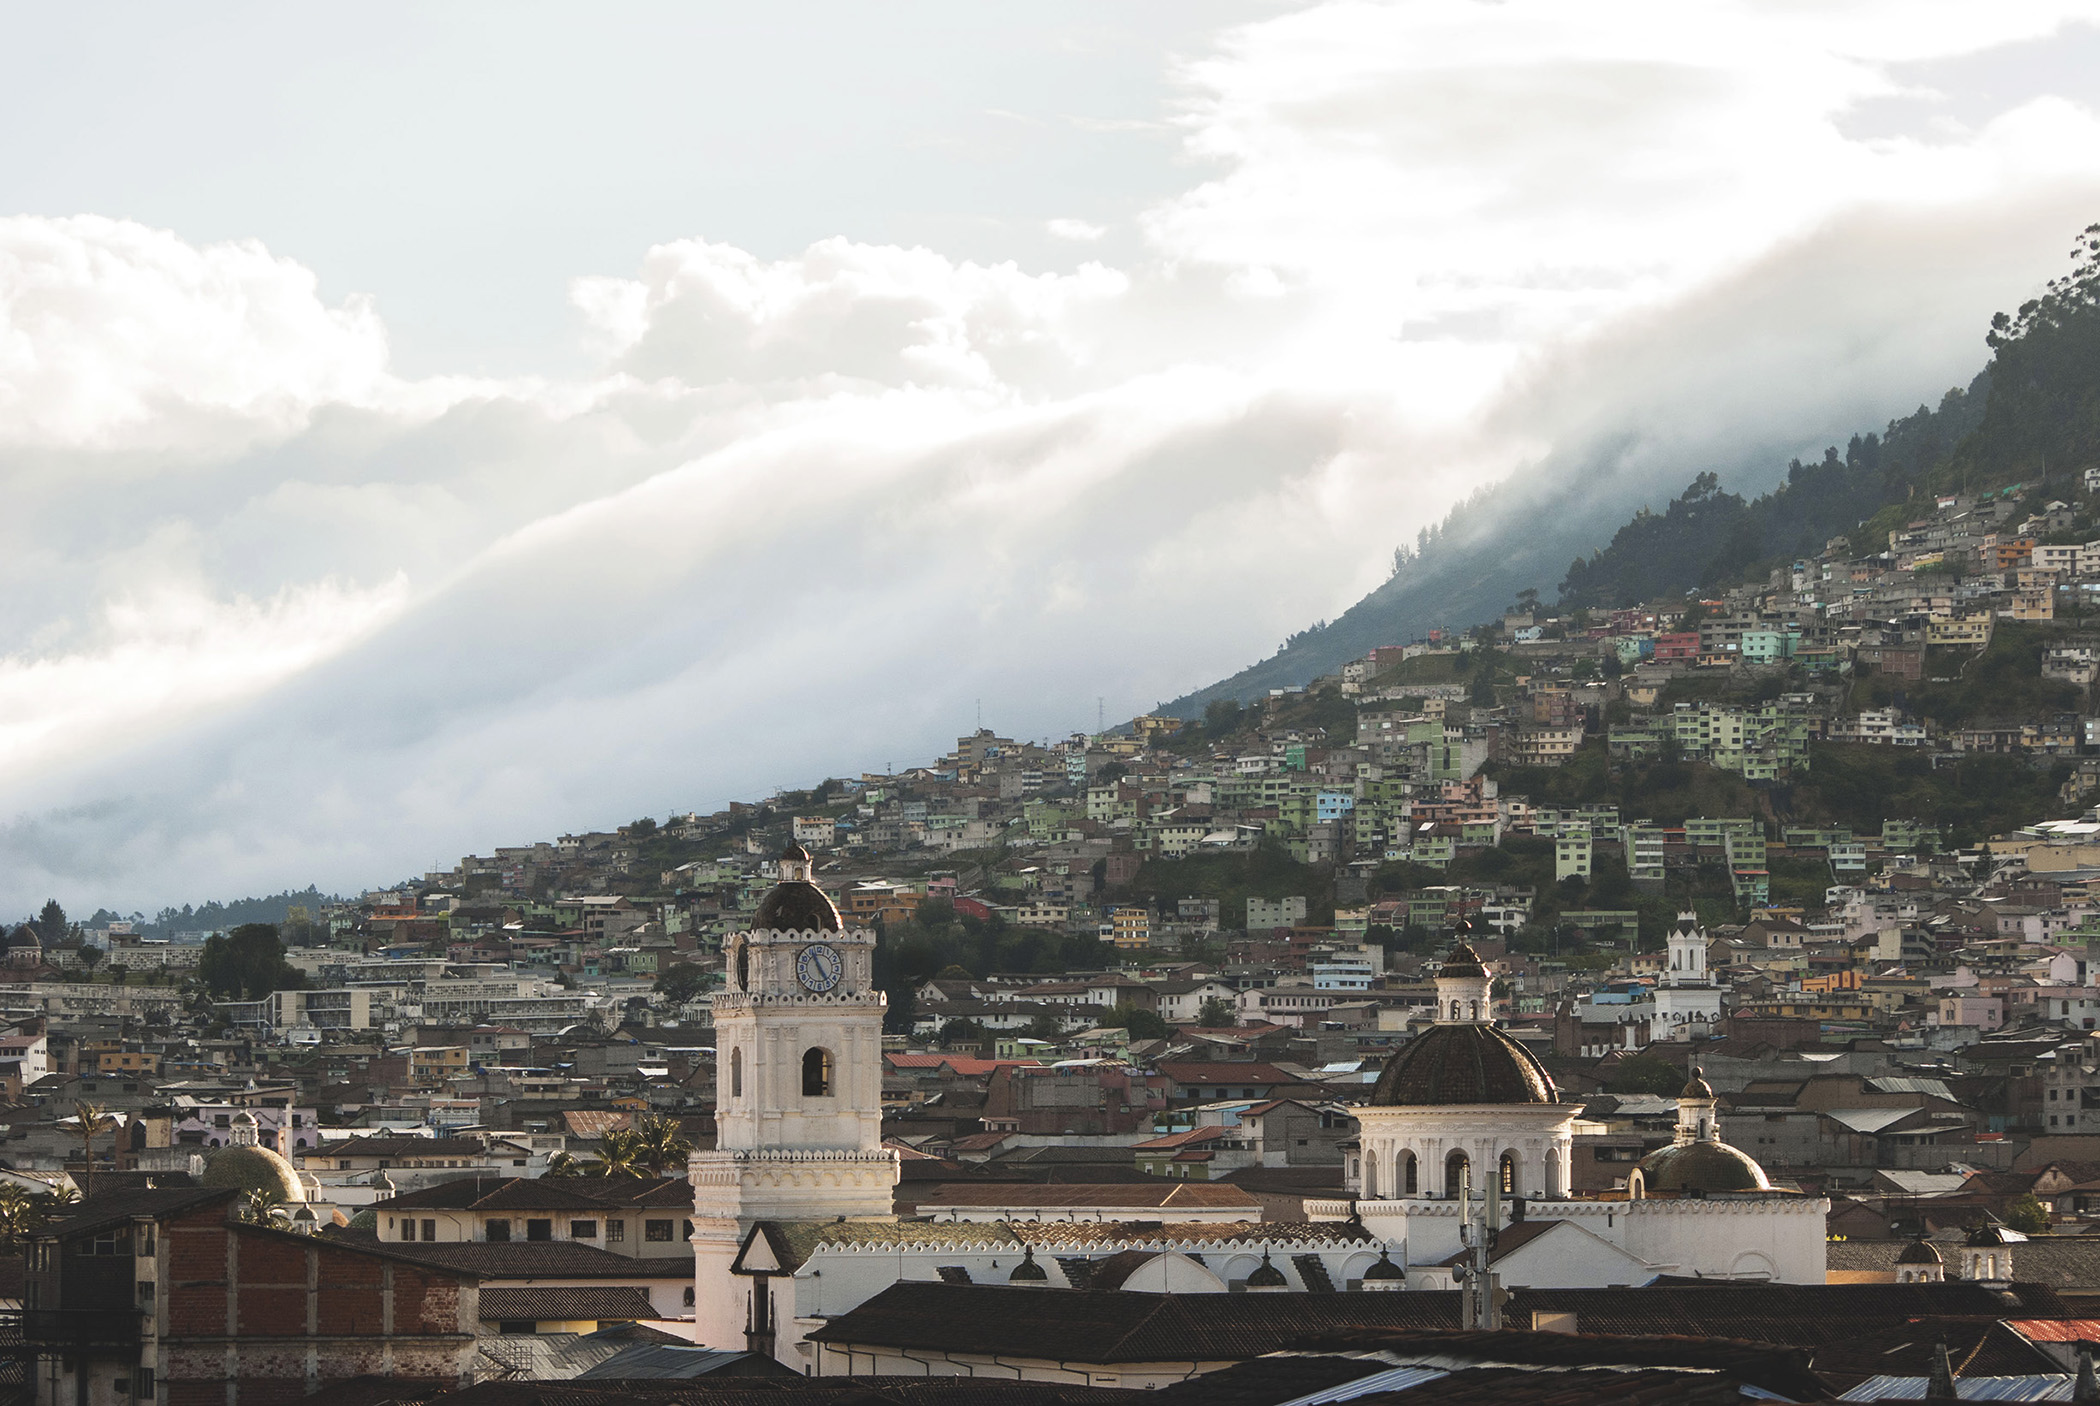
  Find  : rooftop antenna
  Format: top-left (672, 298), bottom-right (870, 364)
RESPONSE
top-left (1097, 697), bottom-right (1104, 734)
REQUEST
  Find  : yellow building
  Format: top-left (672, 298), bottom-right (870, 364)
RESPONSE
top-left (1110, 906), bottom-right (1153, 950)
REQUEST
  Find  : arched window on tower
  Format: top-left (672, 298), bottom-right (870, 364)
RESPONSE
top-left (1450, 1000), bottom-right (1462, 1020)
top-left (802, 1047), bottom-right (834, 1097)
top-left (730, 1048), bottom-right (743, 1099)
top-left (1499, 1151), bottom-right (1518, 1197)
top-left (1401, 1151), bottom-right (1418, 1196)
top-left (1469, 999), bottom-right (1480, 1021)
top-left (736, 941), bottom-right (749, 991)
top-left (1363, 1151), bottom-right (1379, 1198)
top-left (1444, 1150), bottom-right (1469, 1200)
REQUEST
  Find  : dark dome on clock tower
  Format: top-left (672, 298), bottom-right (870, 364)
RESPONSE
top-left (753, 843), bottom-right (843, 932)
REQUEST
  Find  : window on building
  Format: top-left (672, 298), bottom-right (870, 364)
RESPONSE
top-left (802, 1047), bottom-right (833, 1097)
top-left (485, 1219), bottom-right (511, 1242)
top-left (399, 1220), bottom-right (415, 1242)
top-left (497, 1320), bottom-right (535, 1335)
top-left (526, 1219), bottom-right (553, 1242)
top-left (645, 1219), bottom-right (674, 1242)
top-left (731, 1048), bottom-right (743, 1099)
top-left (421, 1219), bottom-right (436, 1241)
top-left (606, 1219), bottom-right (624, 1243)
top-left (570, 1220), bottom-right (598, 1239)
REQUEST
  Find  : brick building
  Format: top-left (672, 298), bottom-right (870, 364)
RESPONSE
top-left (26, 1186), bottom-right (479, 1406)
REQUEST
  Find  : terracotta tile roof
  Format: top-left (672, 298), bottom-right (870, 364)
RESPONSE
top-left (914, 1182), bottom-right (1257, 1210)
top-left (809, 1281), bottom-right (1462, 1361)
top-left (337, 1237), bottom-right (690, 1281)
top-left (478, 1287), bottom-right (654, 1322)
top-left (754, 1215), bottom-right (1372, 1274)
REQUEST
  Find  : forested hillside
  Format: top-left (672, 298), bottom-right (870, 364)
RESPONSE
top-left (1168, 221), bottom-right (2100, 711)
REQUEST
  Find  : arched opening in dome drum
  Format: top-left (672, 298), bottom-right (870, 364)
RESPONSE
top-left (736, 942), bottom-right (748, 990)
top-left (1401, 1151), bottom-right (1418, 1195)
top-left (1499, 1152), bottom-right (1519, 1197)
top-left (1544, 1148), bottom-right (1560, 1196)
top-left (1363, 1151), bottom-right (1379, 1198)
top-left (730, 1048), bottom-right (743, 1099)
top-left (802, 1047), bottom-right (833, 1097)
top-left (1444, 1150), bottom-right (1469, 1199)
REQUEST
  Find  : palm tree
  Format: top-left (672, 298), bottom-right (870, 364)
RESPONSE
top-left (632, 1114), bottom-right (693, 1175)
top-left (242, 1188), bottom-right (290, 1225)
top-left (544, 1151), bottom-right (590, 1178)
top-left (0, 1184), bottom-right (42, 1248)
top-left (592, 1129), bottom-right (645, 1178)
top-left (70, 1103), bottom-right (118, 1200)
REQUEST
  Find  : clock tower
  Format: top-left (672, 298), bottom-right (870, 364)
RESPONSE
top-left (691, 845), bottom-right (898, 1352)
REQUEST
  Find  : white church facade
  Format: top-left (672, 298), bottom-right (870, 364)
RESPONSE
top-left (691, 862), bottom-right (1826, 1372)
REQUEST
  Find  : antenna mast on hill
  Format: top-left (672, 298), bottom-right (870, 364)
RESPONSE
top-left (1097, 697), bottom-right (1104, 735)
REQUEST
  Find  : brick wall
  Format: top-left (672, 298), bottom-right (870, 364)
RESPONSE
top-left (160, 1202), bottom-right (477, 1405)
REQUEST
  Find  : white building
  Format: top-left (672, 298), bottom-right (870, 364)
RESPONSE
top-left (1324, 939), bottom-right (1825, 1286)
top-left (692, 848), bottom-right (1401, 1373)
top-left (1650, 911), bottom-right (1725, 1040)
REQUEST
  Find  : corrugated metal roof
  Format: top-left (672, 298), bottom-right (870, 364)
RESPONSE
top-left (1828, 1109), bottom-right (1918, 1134)
top-left (573, 1345), bottom-right (759, 1379)
top-left (1839, 1375), bottom-right (2074, 1400)
top-left (1272, 1365), bottom-right (1453, 1404)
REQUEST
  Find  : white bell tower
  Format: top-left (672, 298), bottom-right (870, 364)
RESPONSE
top-left (692, 845), bottom-right (898, 1354)
top-left (1652, 911), bottom-right (1723, 1040)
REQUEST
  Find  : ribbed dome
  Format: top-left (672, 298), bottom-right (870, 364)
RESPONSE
top-left (1438, 942), bottom-right (1489, 979)
top-left (1370, 1023), bottom-right (1556, 1106)
top-left (1898, 1238), bottom-right (1945, 1265)
top-left (199, 1144), bottom-right (306, 1203)
top-left (753, 881), bottom-right (841, 932)
top-left (1362, 1250), bottom-right (1405, 1282)
top-left (1637, 1138), bottom-right (1771, 1193)
top-left (1009, 1247), bottom-right (1047, 1282)
top-left (1245, 1252), bottom-right (1288, 1288)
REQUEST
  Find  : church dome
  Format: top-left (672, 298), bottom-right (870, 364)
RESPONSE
top-left (1437, 942), bottom-right (1489, 979)
top-left (1636, 1138), bottom-right (1771, 1193)
top-left (1362, 1250), bottom-right (1405, 1283)
top-left (1898, 1238), bottom-right (1945, 1266)
top-left (1681, 1068), bottom-right (1716, 1100)
top-left (1245, 1251), bottom-right (1288, 1289)
top-left (752, 844), bottom-right (842, 931)
top-left (1370, 1023), bottom-right (1556, 1106)
top-left (1009, 1247), bottom-right (1047, 1282)
top-left (199, 1144), bottom-right (306, 1203)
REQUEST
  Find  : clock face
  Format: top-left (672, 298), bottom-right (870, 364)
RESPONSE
top-left (796, 943), bottom-right (844, 993)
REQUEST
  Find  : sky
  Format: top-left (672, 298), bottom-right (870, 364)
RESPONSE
top-left (3, 1), bottom-right (2100, 916)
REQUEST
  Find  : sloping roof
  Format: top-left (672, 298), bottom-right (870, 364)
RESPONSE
top-left (807, 1281), bottom-right (1464, 1361)
top-left (1155, 1063), bottom-right (1310, 1086)
top-left (397, 1382), bottom-right (1127, 1406)
top-left (381, 1178), bottom-right (611, 1212)
top-left (748, 1216), bottom-right (1373, 1274)
top-left (337, 1237), bottom-right (691, 1280)
top-left (913, 1183), bottom-right (1258, 1211)
top-left (479, 1287), bottom-right (654, 1322)
top-left (41, 1185), bottom-right (233, 1240)
top-left (570, 1346), bottom-right (788, 1380)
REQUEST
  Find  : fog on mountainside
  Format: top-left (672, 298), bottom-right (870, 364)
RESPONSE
top-left (1168, 221), bottom-right (2100, 716)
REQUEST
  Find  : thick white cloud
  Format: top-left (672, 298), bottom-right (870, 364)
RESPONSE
top-left (0, 215), bottom-right (395, 453)
top-left (2, 2), bottom-right (2100, 913)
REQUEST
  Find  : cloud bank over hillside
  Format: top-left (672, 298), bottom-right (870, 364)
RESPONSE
top-left (4, 2), bottom-right (2100, 911)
